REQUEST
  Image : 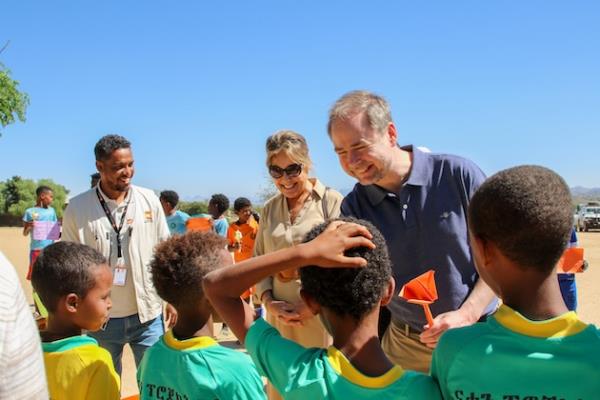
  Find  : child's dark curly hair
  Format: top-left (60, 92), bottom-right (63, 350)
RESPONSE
top-left (469, 165), bottom-right (573, 272)
top-left (210, 194), bottom-right (230, 216)
top-left (299, 217), bottom-right (392, 321)
top-left (150, 231), bottom-right (227, 306)
top-left (233, 197), bottom-right (252, 212)
top-left (160, 190), bottom-right (179, 208)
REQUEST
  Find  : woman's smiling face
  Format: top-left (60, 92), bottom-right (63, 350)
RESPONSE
top-left (270, 151), bottom-right (309, 200)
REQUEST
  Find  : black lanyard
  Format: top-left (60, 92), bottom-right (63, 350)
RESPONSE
top-left (96, 188), bottom-right (130, 258)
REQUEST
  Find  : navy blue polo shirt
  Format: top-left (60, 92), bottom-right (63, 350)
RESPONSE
top-left (341, 146), bottom-right (497, 332)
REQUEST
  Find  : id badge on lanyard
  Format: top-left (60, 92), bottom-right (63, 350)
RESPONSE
top-left (96, 188), bottom-right (131, 287)
top-left (113, 257), bottom-right (127, 286)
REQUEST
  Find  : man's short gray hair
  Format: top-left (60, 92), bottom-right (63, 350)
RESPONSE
top-left (327, 90), bottom-right (392, 136)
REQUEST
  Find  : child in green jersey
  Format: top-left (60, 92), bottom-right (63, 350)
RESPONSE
top-left (31, 241), bottom-right (120, 400)
top-left (137, 231), bottom-right (266, 400)
top-left (431, 165), bottom-right (600, 399)
top-left (204, 217), bottom-right (441, 400)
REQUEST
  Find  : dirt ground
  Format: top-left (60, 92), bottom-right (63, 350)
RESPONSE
top-left (1, 227), bottom-right (598, 398)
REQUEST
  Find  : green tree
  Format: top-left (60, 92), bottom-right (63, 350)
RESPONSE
top-left (1, 176), bottom-right (69, 218)
top-left (0, 62), bottom-right (30, 135)
top-left (2, 176), bottom-right (36, 215)
top-left (256, 178), bottom-right (278, 205)
top-left (179, 200), bottom-right (209, 216)
top-left (0, 181), bottom-right (5, 213)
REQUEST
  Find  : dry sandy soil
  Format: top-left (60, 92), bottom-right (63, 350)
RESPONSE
top-left (1, 227), bottom-right (598, 398)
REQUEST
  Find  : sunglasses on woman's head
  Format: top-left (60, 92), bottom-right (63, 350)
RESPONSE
top-left (268, 163), bottom-right (303, 179)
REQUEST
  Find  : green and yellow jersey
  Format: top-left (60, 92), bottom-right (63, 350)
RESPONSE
top-left (43, 335), bottom-right (120, 400)
top-left (432, 304), bottom-right (600, 399)
top-left (246, 318), bottom-right (441, 400)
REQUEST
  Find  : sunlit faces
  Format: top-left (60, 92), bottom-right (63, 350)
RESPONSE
top-left (73, 264), bottom-right (113, 332)
top-left (330, 113), bottom-right (396, 186)
top-left (96, 148), bottom-right (135, 193)
top-left (236, 206), bottom-right (253, 224)
top-left (268, 163), bottom-right (303, 179)
top-left (160, 198), bottom-right (174, 216)
top-left (269, 152), bottom-right (309, 200)
top-left (40, 190), bottom-right (54, 207)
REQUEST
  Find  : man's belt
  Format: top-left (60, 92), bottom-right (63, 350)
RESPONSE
top-left (391, 319), bottom-right (422, 336)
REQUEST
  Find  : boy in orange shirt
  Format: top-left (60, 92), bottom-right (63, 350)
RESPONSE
top-left (227, 197), bottom-right (259, 303)
top-left (227, 197), bottom-right (258, 262)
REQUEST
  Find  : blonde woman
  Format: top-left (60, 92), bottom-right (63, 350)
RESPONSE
top-left (254, 130), bottom-right (342, 399)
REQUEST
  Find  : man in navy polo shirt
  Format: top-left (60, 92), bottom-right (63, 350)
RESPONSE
top-left (327, 90), bottom-right (497, 372)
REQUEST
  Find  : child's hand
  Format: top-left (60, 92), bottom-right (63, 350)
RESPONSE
top-left (265, 299), bottom-right (302, 326)
top-left (302, 221), bottom-right (375, 268)
top-left (164, 303), bottom-right (178, 329)
top-left (294, 300), bottom-right (316, 325)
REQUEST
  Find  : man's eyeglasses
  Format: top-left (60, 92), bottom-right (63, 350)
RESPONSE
top-left (268, 163), bottom-right (303, 179)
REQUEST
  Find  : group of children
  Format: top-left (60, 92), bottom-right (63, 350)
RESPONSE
top-left (160, 192), bottom-right (260, 305)
top-left (29, 164), bottom-right (599, 399)
top-left (159, 191), bottom-right (232, 237)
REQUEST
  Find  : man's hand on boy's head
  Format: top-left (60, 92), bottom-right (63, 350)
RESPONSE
top-left (301, 221), bottom-right (375, 268)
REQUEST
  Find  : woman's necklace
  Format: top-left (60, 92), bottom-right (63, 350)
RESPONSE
top-left (288, 185), bottom-right (312, 224)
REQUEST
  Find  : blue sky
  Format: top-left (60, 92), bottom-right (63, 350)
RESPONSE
top-left (1, 1), bottom-right (599, 202)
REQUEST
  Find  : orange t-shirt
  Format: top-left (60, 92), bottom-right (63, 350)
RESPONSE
top-left (186, 216), bottom-right (213, 232)
top-left (227, 219), bottom-right (259, 263)
top-left (227, 219), bottom-right (259, 299)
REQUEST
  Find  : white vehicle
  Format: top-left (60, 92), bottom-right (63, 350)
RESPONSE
top-left (576, 203), bottom-right (600, 232)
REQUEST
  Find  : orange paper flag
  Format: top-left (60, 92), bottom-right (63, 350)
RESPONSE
top-left (557, 247), bottom-right (585, 273)
top-left (399, 270), bottom-right (438, 326)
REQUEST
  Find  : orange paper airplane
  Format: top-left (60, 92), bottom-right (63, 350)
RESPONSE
top-left (399, 270), bottom-right (438, 326)
top-left (557, 247), bottom-right (585, 273)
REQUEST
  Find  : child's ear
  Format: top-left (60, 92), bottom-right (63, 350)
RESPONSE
top-left (381, 277), bottom-right (396, 307)
top-left (470, 233), bottom-right (492, 268)
top-left (300, 289), bottom-right (321, 316)
top-left (64, 293), bottom-right (80, 313)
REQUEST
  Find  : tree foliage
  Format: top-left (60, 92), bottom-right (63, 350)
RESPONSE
top-left (0, 181), bottom-right (5, 213)
top-left (0, 64), bottom-right (29, 134)
top-left (256, 178), bottom-right (278, 205)
top-left (0, 176), bottom-right (69, 218)
top-left (178, 200), bottom-right (209, 216)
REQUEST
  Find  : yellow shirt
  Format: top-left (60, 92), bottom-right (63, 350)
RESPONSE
top-left (43, 335), bottom-right (120, 400)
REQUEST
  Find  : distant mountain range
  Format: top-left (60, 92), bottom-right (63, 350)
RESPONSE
top-left (571, 186), bottom-right (600, 199)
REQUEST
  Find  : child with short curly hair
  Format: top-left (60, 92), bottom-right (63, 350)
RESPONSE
top-left (137, 231), bottom-right (266, 399)
top-left (204, 217), bottom-right (441, 399)
top-left (431, 165), bottom-right (600, 399)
